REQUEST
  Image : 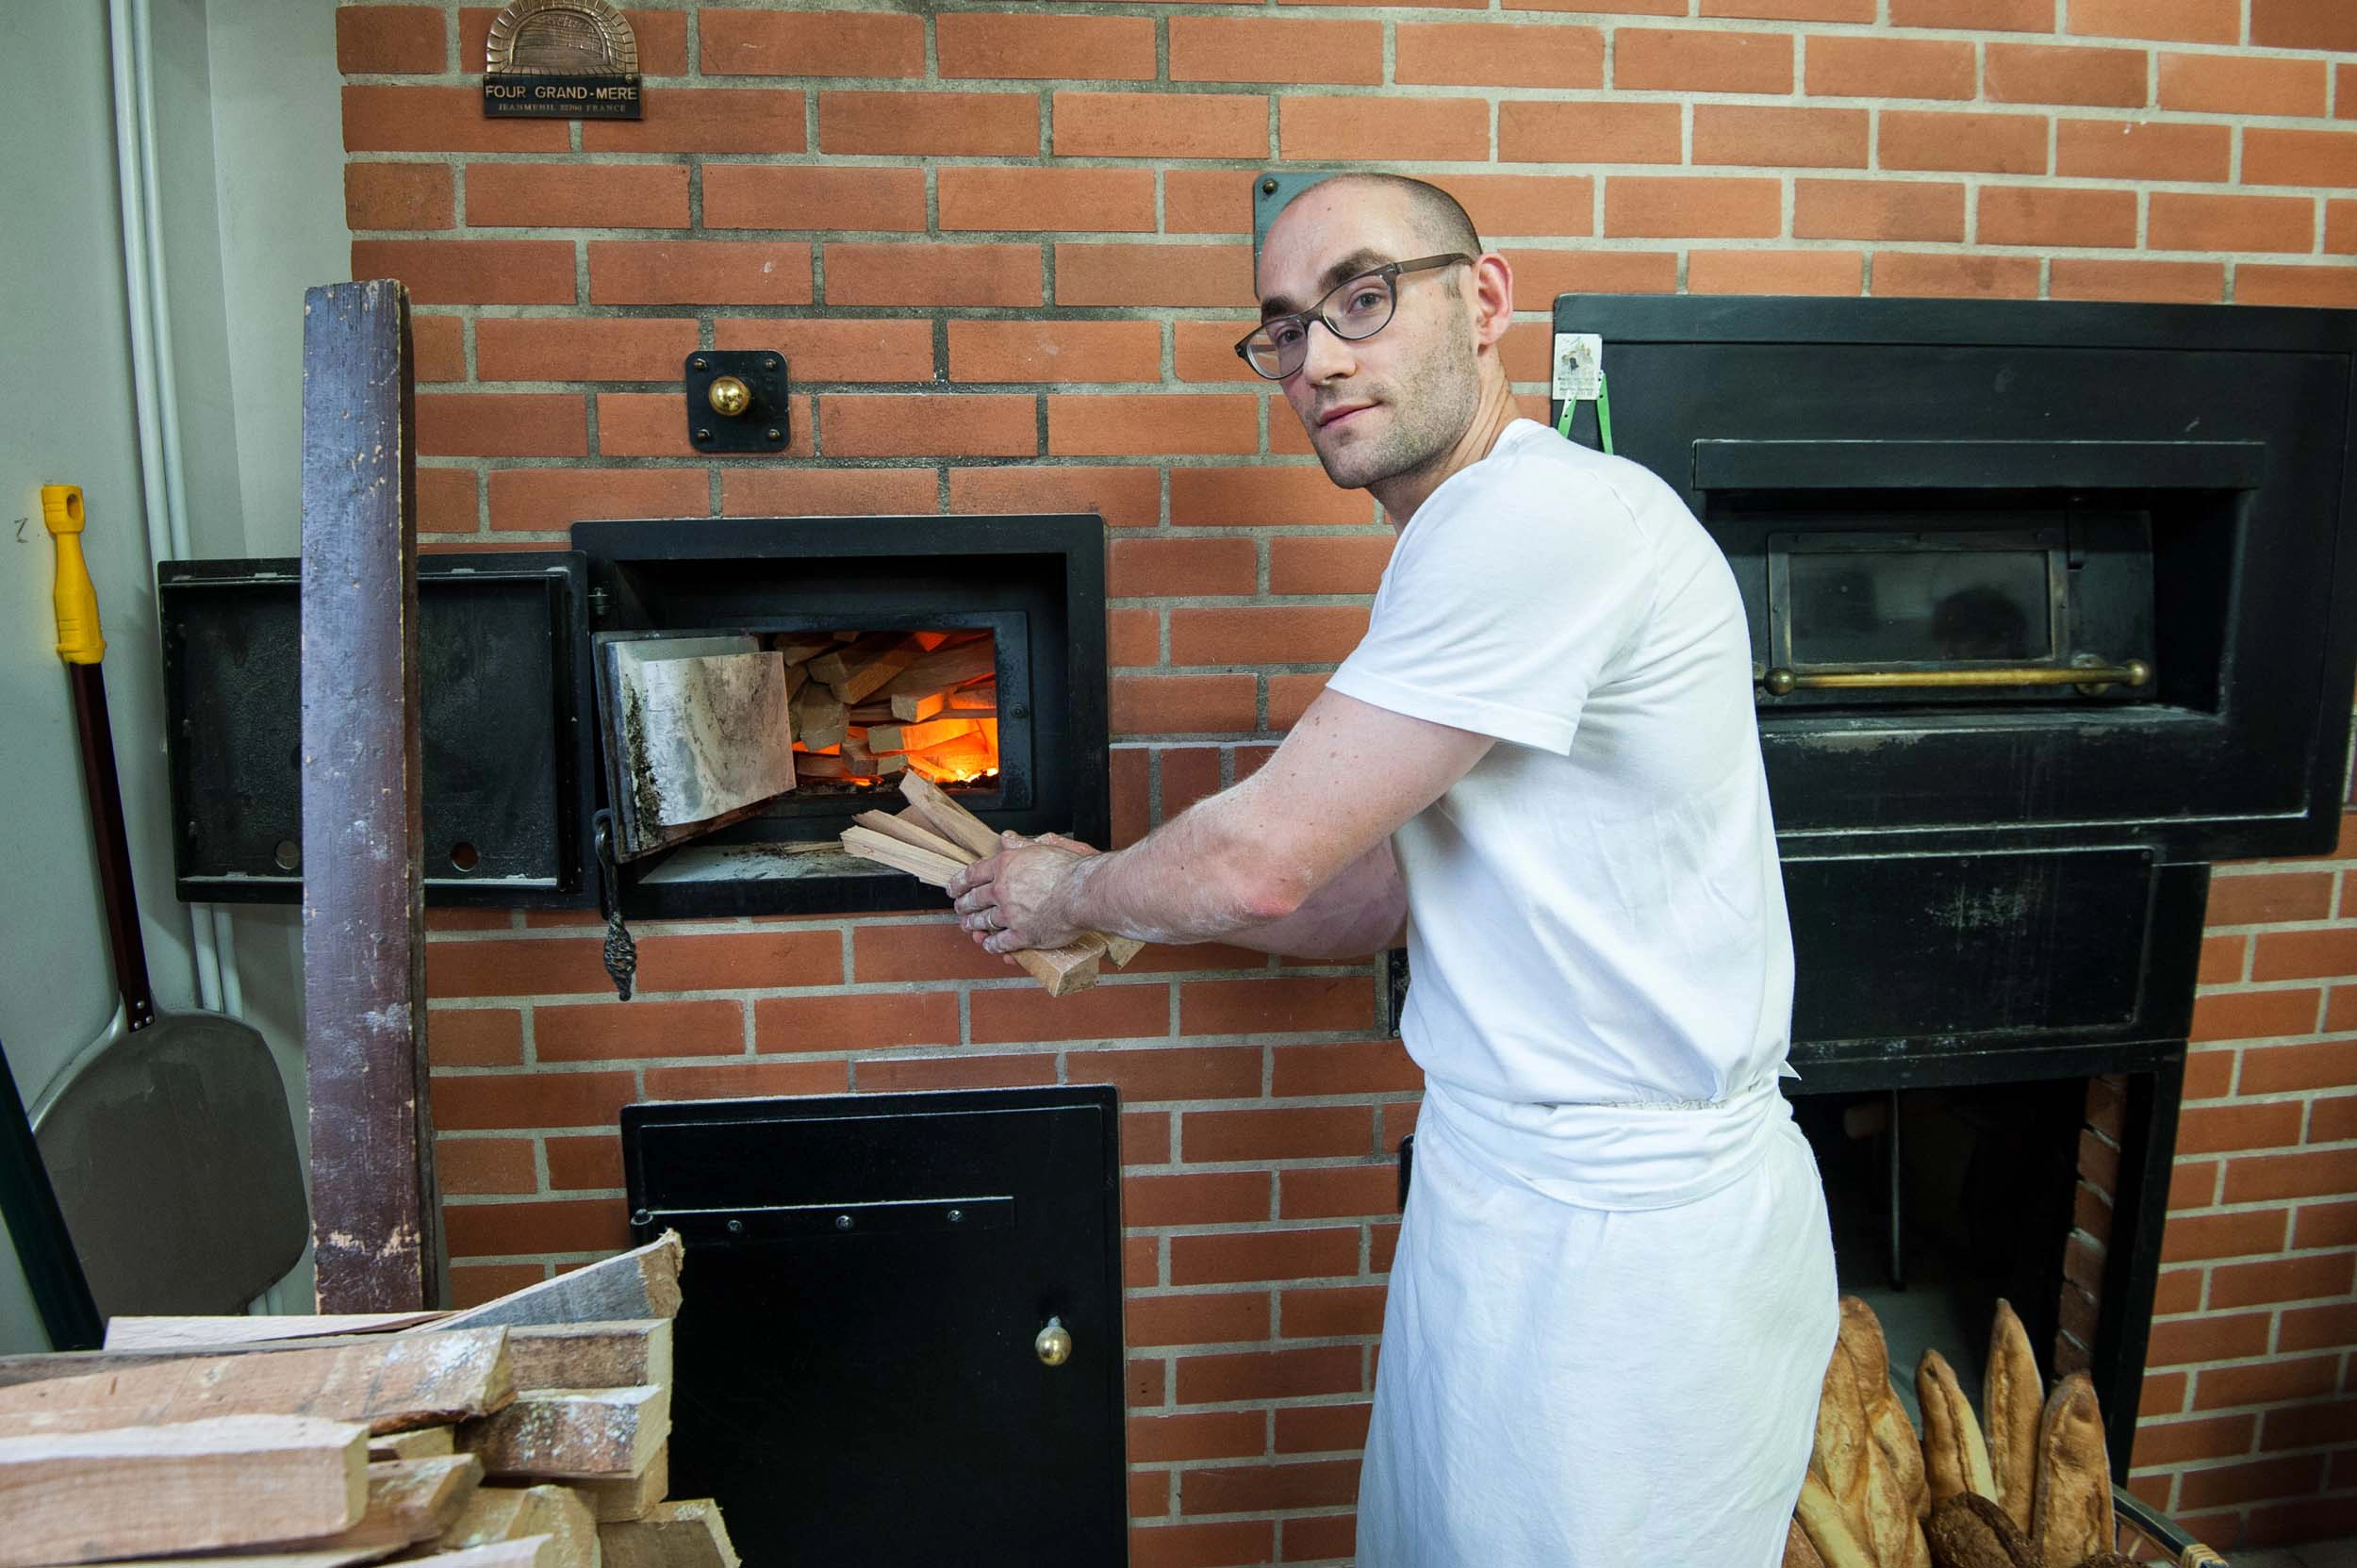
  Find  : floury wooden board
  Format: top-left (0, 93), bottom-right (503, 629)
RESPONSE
top-left (595, 635), bottom-right (797, 861)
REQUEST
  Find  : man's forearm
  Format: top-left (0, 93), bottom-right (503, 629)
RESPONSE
top-left (1225, 839), bottom-right (1406, 960)
top-left (1055, 785), bottom-right (1299, 947)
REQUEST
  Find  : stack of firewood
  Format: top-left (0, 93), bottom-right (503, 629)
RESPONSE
top-left (1788, 1296), bottom-right (2206, 1568)
top-left (0, 1235), bottom-right (731, 1568)
top-left (837, 772), bottom-right (1145, 997)
top-left (782, 630), bottom-right (999, 784)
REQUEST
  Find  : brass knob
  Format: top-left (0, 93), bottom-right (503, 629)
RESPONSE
top-left (707, 375), bottom-right (751, 418)
top-left (1034, 1316), bottom-right (1072, 1367)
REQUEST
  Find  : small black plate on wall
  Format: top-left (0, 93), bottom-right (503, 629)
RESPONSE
top-left (684, 350), bottom-right (789, 453)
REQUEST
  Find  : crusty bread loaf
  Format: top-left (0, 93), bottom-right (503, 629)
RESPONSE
top-left (1919, 1348), bottom-right (1999, 1509)
top-left (1924, 1494), bottom-right (2039, 1568)
top-left (1810, 1297), bottom-right (1931, 1568)
top-left (1784, 1513), bottom-right (1829, 1568)
top-left (2032, 1372), bottom-right (2115, 1568)
top-left (1985, 1298), bottom-right (2043, 1534)
top-left (1796, 1475), bottom-right (1877, 1568)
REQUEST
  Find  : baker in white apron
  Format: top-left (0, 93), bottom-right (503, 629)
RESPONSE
top-left (948, 173), bottom-right (1839, 1565)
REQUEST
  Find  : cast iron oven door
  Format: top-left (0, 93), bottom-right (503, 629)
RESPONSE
top-left (622, 1085), bottom-right (1129, 1568)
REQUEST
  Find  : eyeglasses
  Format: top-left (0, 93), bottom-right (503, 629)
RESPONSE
top-left (1234, 254), bottom-right (1473, 382)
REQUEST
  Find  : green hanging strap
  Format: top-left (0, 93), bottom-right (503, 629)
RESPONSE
top-left (1554, 371), bottom-right (1615, 456)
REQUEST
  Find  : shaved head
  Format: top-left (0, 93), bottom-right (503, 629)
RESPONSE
top-left (1309, 174), bottom-right (1482, 264)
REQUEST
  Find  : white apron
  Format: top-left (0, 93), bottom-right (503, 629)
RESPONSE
top-left (1355, 1077), bottom-right (1838, 1568)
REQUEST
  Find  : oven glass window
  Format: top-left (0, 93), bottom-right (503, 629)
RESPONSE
top-left (1786, 548), bottom-right (2052, 668)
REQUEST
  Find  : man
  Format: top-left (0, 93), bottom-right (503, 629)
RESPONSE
top-left (947, 173), bottom-right (1838, 1565)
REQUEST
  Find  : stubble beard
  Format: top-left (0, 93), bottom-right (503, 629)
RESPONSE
top-left (1301, 325), bottom-right (1483, 495)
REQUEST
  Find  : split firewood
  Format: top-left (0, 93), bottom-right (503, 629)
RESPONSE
top-left (262, 1454), bottom-right (484, 1557)
top-left (106, 1312), bottom-right (448, 1351)
top-left (506, 1321), bottom-right (672, 1394)
top-left (439, 1482), bottom-right (600, 1568)
top-left (789, 685), bottom-right (848, 752)
top-left (946, 679), bottom-right (997, 713)
top-left (433, 1234), bottom-right (684, 1333)
top-left (459, 1386), bottom-right (669, 1480)
top-left (372, 1427), bottom-right (456, 1461)
top-left (783, 663), bottom-right (808, 699)
top-left (827, 635), bottom-right (928, 705)
top-left (866, 717), bottom-right (978, 756)
top-left (840, 826), bottom-right (969, 889)
top-left (572, 1446), bottom-right (669, 1523)
top-left (879, 639), bottom-right (995, 701)
top-left (776, 635), bottom-right (835, 668)
top-left (2030, 1374), bottom-right (2113, 1568)
top-left (0, 1414), bottom-right (369, 1567)
top-left (851, 809), bottom-right (968, 863)
top-left (0, 1329), bottom-right (514, 1437)
top-left (794, 750), bottom-right (875, 783)
top-left (884, 689), bottom-right (944, 723)
top-left (899, 775), bottom-right (1145, 968)
top-left (598, 1501), bottom-right (738, 1568)
top-left (416, 1538), bottom-right (562, 1568)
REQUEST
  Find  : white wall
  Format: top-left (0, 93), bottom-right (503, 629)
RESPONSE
top-left (0, 0), bottom-right (345, 1349)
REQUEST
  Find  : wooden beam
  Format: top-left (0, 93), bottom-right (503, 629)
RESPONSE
top-left (106, 1312), bottom-right (448, 1351)
top-left (507, 1320), bottom-right (672, 1393)
top-left (371, 1427), bottom-right (456, 1461)
top-left (439, 1484), bottom-right (599, 1568)
top-left (301, 278), bottom-right (440, 1313)
top-left (459, 1386), bottom-right (670, 1480)
top-left (572, 1446), bottom-right (669, 1522)
top-left (267, 1454), bottom-right (483, 1557)
top-left (0, 1414), bottom-right (368, 1567)
top-left (0, 1329), bottom-right (513, 1437)
top-left (598, 1501), bottom-right (739, 1568)
top-left (433, 1235), bottom-right (684, 1333)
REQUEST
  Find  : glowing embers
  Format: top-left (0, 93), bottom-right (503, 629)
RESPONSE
top-left (783, 630), bottom-right (999, 792)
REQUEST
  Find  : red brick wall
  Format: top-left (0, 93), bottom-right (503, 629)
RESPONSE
top-left (338, 2), bottom-right (2357, 1556)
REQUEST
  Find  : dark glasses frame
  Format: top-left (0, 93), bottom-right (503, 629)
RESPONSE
top-left (1233, 254), bottom-right (1474, 382)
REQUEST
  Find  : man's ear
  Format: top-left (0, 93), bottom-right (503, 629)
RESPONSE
top-left (1470, 253), bottom-right (1514, 348)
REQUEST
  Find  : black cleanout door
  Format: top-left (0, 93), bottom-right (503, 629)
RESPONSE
top-left (621, 1085), bottom-right (1129, 1567)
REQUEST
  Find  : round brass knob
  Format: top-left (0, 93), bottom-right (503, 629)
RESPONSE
top-left (1762, 667), bottom-right (1798, 697)
top-left (707, 375), bottom-right (752, 418)
top-left (1034, 1316), bottom-right (1072, 1367)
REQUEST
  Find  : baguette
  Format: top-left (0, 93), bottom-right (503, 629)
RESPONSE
top-left (2031, 1373), bottom-right (2114, 1568)
top-left (1794, 1476), bottom-right (1876, 1568)
top-left (1924, 1494), bottom-right (2038, 1568)
top-left (1810, 1297), bottom-right (1932, 1568)
top-left (1784, 1513), bottom-right (1828, 1568)
top-left (1985, 1298), bottom-right (2043, 1535)
top-left (1918, 1349), bottom-right (1999, 1509)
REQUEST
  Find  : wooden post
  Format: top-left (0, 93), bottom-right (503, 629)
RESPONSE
top-left (300, 280), bottom-right (442, 1312)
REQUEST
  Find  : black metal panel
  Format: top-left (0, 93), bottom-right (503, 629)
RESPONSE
top-left (1549, 295), bottom-right (2357, 863)
top-left (622, 1086), bottom-right (1128, 1568)
top-left (571, 514), bottom-right (1110, 920)
top-left (158, 553), bottom-right (593, 906)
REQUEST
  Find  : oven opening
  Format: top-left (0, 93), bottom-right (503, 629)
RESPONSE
top-left (783, 629), bottom-right (1001, 794)
top-left (1724, 487), bottom-right (2237, 716)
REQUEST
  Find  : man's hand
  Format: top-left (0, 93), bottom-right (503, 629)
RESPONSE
top-left (948, 833), bottom-right (1097, 954)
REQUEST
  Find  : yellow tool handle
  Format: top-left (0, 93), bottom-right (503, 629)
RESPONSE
top-left (42, 485), bottom-right (105, 666)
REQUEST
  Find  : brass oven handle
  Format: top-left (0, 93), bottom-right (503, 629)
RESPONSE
top-left (1034, 1316), bottom-right (1073, 1367)
top-left (1757, 661), bottom-right (2151, 696)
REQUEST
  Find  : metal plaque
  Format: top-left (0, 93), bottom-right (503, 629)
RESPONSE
top-left (484, 0), bottom-right (642, 120)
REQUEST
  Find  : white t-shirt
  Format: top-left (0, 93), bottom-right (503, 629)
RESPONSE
top-left (1327, 419), bottom-right (1793, 1113)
